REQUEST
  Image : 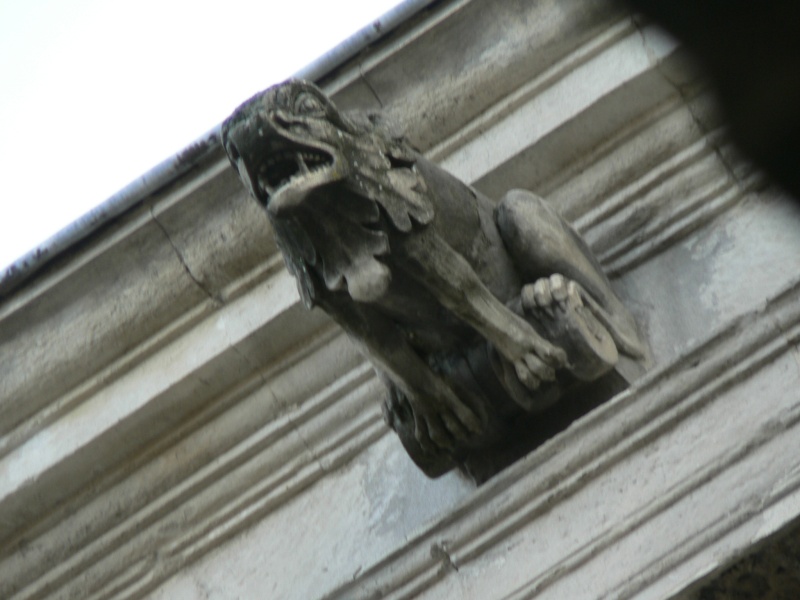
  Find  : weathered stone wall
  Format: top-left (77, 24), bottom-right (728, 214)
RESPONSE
top-left (2, 1), bottom-right (800, 598)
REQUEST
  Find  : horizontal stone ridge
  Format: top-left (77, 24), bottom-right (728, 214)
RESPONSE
top-left (1, 0), bottom-right (788, 598)
top-left (325, 276), bottom-right (800, 600)
top-left (0, 338), bottom-right (385, 599)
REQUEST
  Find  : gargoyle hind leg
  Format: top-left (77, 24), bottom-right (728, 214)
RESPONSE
top-left (396, 230), bottom-right (567, 392)
top-left (495, 190), bottom-right (645, 359)
top-left (316, 292), bottom-right (483, 453)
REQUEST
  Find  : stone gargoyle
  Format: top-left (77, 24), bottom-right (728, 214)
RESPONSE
top-left (222, 80), bottom-right (646, 479)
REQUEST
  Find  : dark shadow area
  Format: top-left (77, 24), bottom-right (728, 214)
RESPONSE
top-left (620, 1), bottom-right (800, 202)
top-left (460, 370), bottom-right (630, 484)
top-left (682, 515), bottom-right (800, 599)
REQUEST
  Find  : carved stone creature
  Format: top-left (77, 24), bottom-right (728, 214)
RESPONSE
top-left (222, 80), bottom-right (645, 478)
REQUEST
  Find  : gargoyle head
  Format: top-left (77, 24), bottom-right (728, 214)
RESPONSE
top-left (222, 79), bottom-right (432, 230)
top-left (222, 80), bottom-right (355, 216)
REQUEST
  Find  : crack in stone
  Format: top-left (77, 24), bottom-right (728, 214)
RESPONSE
top-left (222, 337), bottom-right (330, 475)
top-left (292, 417), bottom-right (329, 475)
top-left (148, 206), bottom-right (220, 304)
top-left (430, 541), bottom-right (459, 573)
top-left (211, 333), bottom-right (332, 482)
top-left (360, 65), bottom-right (384, 108)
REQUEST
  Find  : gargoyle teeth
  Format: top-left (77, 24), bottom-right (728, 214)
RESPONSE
top-left (256, 145), bottom-right (334, 196)
top-left (296, 152), bottom-right (310, 174)
top-left (257, 174), bottom-right (276, 196)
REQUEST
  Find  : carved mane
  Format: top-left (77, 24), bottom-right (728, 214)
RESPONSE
top-left (222, 80), bottom-right (435, 306)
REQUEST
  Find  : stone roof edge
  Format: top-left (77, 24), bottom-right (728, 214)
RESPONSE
top-left (0, 0), bottom-right (437, 299)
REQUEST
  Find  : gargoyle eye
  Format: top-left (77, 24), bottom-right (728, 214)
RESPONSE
top-left (294, 92), bottom-right (325, 116)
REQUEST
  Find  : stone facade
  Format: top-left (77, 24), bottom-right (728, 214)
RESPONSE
top-left (2, 1), bottom-right (800, 599)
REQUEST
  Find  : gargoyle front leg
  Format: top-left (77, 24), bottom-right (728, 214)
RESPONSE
top-left (396, 230), bottom-right (567, 391)
top-left (317, 292), bottom-right (484, 452)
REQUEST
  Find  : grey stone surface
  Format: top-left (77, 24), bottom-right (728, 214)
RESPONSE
top-left (2, 1), bottom-right (800, 599)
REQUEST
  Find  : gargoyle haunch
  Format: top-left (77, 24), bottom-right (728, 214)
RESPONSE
top-left (222, 80), bottom-right (645, 478)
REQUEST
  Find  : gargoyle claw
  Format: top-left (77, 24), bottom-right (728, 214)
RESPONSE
top-left (441, 411), bottom-right (470, 443)
top-left (409, 388), bottom-right (483, 452)
top-left (522, 274), bottom-right (581, 315)
top-left (514, 352), bottom-right (557, 390)
top-left (521, 274), bottom-right (619, 382)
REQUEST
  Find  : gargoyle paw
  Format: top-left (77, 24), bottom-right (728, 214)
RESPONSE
top-left (521, 274), bottom-right (619, 382)
top-left (411, 391), bottom-right (483, 453)
top-left (513, 352), bottom-right (556, 391)
top-left (521, 273), bottom-right (582, 317)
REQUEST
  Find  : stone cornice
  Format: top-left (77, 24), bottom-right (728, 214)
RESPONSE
top-left (1, 1), bottom-right (790, 598)
top-left (2, 341), bottom-right (385, 599)
top-left (325, 277), bottom-right (800, 599)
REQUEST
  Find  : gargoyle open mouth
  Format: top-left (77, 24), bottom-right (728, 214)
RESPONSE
top-left (257, 141), bottom-right (335, 200)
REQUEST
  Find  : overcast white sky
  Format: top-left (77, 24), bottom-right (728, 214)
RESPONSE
top-left (0, 0), bottom-right (405, 270)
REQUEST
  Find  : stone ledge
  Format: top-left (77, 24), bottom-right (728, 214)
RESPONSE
top-left (0, 268), bottom-right (320, 545)
top-left (0, 334), bottom-right (383, 599)
top-left (325, 277), bottom-right (800, 599)
top-left (0, 158), bottom-right (276, 446)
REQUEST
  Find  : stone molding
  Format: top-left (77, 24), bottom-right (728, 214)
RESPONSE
top-left (325, 276), bottom-right (800, 599)
top-left (1, 0), bottom-right (795, 598)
